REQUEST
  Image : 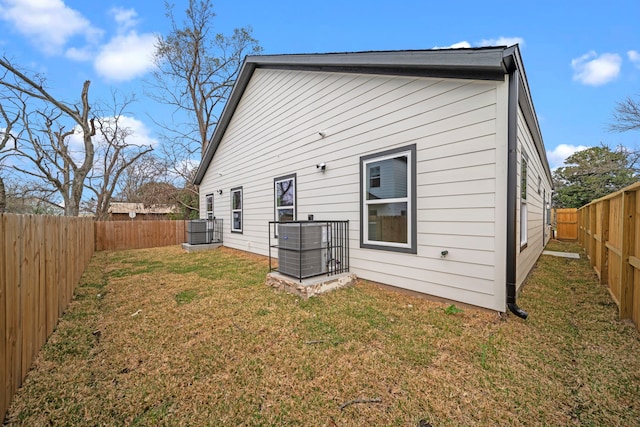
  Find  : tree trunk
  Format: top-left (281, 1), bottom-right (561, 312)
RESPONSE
top-left (0, 175), bottom-right (5, 213)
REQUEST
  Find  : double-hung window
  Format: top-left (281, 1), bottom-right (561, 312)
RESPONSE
top-left (274, 174), bottom-right (296, 222)
top-left (520, 154), bottom-right (528, 249)
top-left (360, 144), bottom-right (416, 254)
top-left (231, 187), bottom-right (242, 233)
top-left (205, 193), bottom-right (214, 220)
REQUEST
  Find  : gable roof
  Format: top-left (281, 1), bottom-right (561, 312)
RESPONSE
top-left (194, 46), bottom-right (551, 185)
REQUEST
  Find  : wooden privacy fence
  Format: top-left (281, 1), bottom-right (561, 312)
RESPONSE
top-left (553, 208), bottom-right (578, 240)
top-left (1, 214), bottom-right (94, 421)
top-left (578, 182), bottom-right (640, 331)
top-left (95, 220), bottom-right (186, 251)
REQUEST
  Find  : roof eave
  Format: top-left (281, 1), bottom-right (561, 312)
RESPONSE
top-left (194, 47), bottom-right (547, 186)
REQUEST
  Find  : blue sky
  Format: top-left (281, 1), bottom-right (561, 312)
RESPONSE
top-left (1, 0), bottom-right (639, 170)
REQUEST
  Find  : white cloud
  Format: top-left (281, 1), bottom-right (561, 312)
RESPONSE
top-left (571, 51), bottom-right (622, 86)
top-left (628, 50), bottom-right (640, 68)
top-left (477, 37), bottom-right (524, 47)
top-left (433, 36), bottom-right (524, 50)
top-left (110, 7), bottom-right (139, 33)
top-left (65, 46), bottom-right (93, 61)
top-left (0, 1), bottom-right (156, 81)
top-left (0, 0), bottom-right (102, 55)
top-left (67, 115), bottom-right (159, 166)
top-left (115, 116), bottom-right (159, 148)
top-left (94, 31), bottom-right (157, 81)
top-left (546, 144), bottom-right (590, 170)
top-left (433, 41), bottom-right (471, 49)
top-left (92, 7), bottom-right (156, 81)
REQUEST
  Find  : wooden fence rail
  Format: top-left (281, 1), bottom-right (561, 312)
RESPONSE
top-left (95, 220), bottom-right (186, 251)
top-left (1, 214), bottom-right (95, 421)
top-left (577, 182), bottom-right (640, 331)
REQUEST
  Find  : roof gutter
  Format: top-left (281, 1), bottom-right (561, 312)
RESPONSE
top-left (505, 55), bottom-right (528, 320)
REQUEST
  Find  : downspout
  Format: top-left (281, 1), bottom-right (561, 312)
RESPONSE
top-left (506, 63), bottom-right (529, 320)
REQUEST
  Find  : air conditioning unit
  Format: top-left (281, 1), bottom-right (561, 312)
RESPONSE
top-left (278, 223), bottom-right (328, 278)
top-left (187, 220), bottom-right (208, 245)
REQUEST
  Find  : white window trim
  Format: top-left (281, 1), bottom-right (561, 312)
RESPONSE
top-left (274, 175), bottom-right (296, 222)
top-left (520, 154), bottom-right (528, 249)
top-left (231, 187), bottom-right (242, 233)
top-left (205, 193), bottom-right (214, 220)
top-left (362, 149), bottom-right (413, 250)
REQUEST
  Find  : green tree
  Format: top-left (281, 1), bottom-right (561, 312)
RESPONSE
top-left (553, 145), bottom-right (638, 208)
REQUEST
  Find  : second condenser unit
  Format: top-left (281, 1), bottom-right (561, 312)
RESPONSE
top-left (277, 222), bottom-right (328, 278)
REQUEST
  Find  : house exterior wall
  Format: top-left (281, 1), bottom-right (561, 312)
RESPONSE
top-left (200, 68), bottom-right (512, 311)
top-left (515, 106), bottom-right (553, 289)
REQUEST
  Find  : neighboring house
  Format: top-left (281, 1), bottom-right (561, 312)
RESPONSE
top-left (107, 202), bottom-right (177, 221)
top-left (193, 46), bottom-right (553, 315)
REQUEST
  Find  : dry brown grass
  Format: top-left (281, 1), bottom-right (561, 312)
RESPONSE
top-left (5, 242), bottom-right (640, 426)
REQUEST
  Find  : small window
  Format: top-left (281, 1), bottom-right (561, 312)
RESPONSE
top-left (360, 144), bottom-right (416, 254)
top-left (231, 187), bottom-right (242, 233)
top-left (369, 166), bottom-right (381, 188)
top-left (274, 174), bottom-right (296, 222)
top-left (205, 194), bottom-right (214, 220)
top-left (537, 176), bottom-right (542, 195)
top-left (520, 154), bottom-right (528, 249)
top-left (521, 156), bottom-right (528, 201)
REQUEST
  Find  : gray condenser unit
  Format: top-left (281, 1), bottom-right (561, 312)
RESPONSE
top-left (278, 223), bottom-right (328, 278)
top-left (187, 220), bottom-right (208, 245)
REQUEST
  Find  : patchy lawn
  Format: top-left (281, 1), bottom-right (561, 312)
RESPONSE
top-left (5, 241), bottom-right (640, 426)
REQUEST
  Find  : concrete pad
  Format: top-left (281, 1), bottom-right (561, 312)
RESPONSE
top-left (266, 271), bottom-right (357, 298)
top-left (181, 242), bottom-right (222, 253)
top-left (542, 250), bottom-right (580, 259)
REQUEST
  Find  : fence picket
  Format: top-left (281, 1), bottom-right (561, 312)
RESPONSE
top-left (0, 214), bottom-right (95, 421)
top-left (94, 220), bottom-right (186, 251)
top-left (2, 215), bottom-right (189, 421)
top-left (577, 182), bottom-right (640, 331)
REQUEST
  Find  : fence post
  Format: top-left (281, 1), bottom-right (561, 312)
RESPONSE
top-left (0, 214), bottom-right (5, 421)
top-left (589, 204), bottom-right (597, 267)
top-left (576, 208), bottom-right (581, 245)
top-left (620, 191), bottom-right (635, 319)
top-left (600, 200), bottom-right (610, 286)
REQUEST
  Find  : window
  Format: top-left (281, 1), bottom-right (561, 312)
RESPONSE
top-left (520, 154), bottom-right (528, 249)
top-left (369, 166), bottom-right (381, 188)
top-left (360, 144), bottom-right (416, 254)
top-left (205, 193), bottom-right (214, 220)
top-left (231, 187), bottom-right (242, 233)
top-left (537, 176), bottom-right (542, 195)
top-left (274, 174), bottom-right (296, 222)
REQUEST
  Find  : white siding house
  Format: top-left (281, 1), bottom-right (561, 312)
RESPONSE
top-left (194, 46), bottom-right (552, 315)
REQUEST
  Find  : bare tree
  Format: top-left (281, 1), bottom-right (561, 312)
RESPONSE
top-left (0, 56), bottom-right (95, 216)
top-left (147, 0), bottom-right (261, 215)
top-left (150, 0), bottom-right (261, 155)
top-left (0, 95), bottom-right (20, 213)
top-left (610, 96), bottom-right (640, 133)
top-left (116, 152), bottom-right (172, 202)
top-left (1, 58), bottom-right (153, 218)
top-left (85, 93), bottom-right (154, 220)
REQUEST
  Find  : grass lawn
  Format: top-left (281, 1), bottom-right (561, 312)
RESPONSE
top-left (5, 241), bottom-right (640, 426)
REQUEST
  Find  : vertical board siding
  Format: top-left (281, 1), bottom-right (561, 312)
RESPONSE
top-left (554, 208), bottom-right (578, 240)
top-left (200, 68), bottom-right (509, 311)
top-left (515, 107), bottom-right (553, 289)
top-left (577, 182), bottom-right (640, 331)
top-left (94, 220), bottom-right (186, 251)
top-left (1, 214), bottom-right (95, 422)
